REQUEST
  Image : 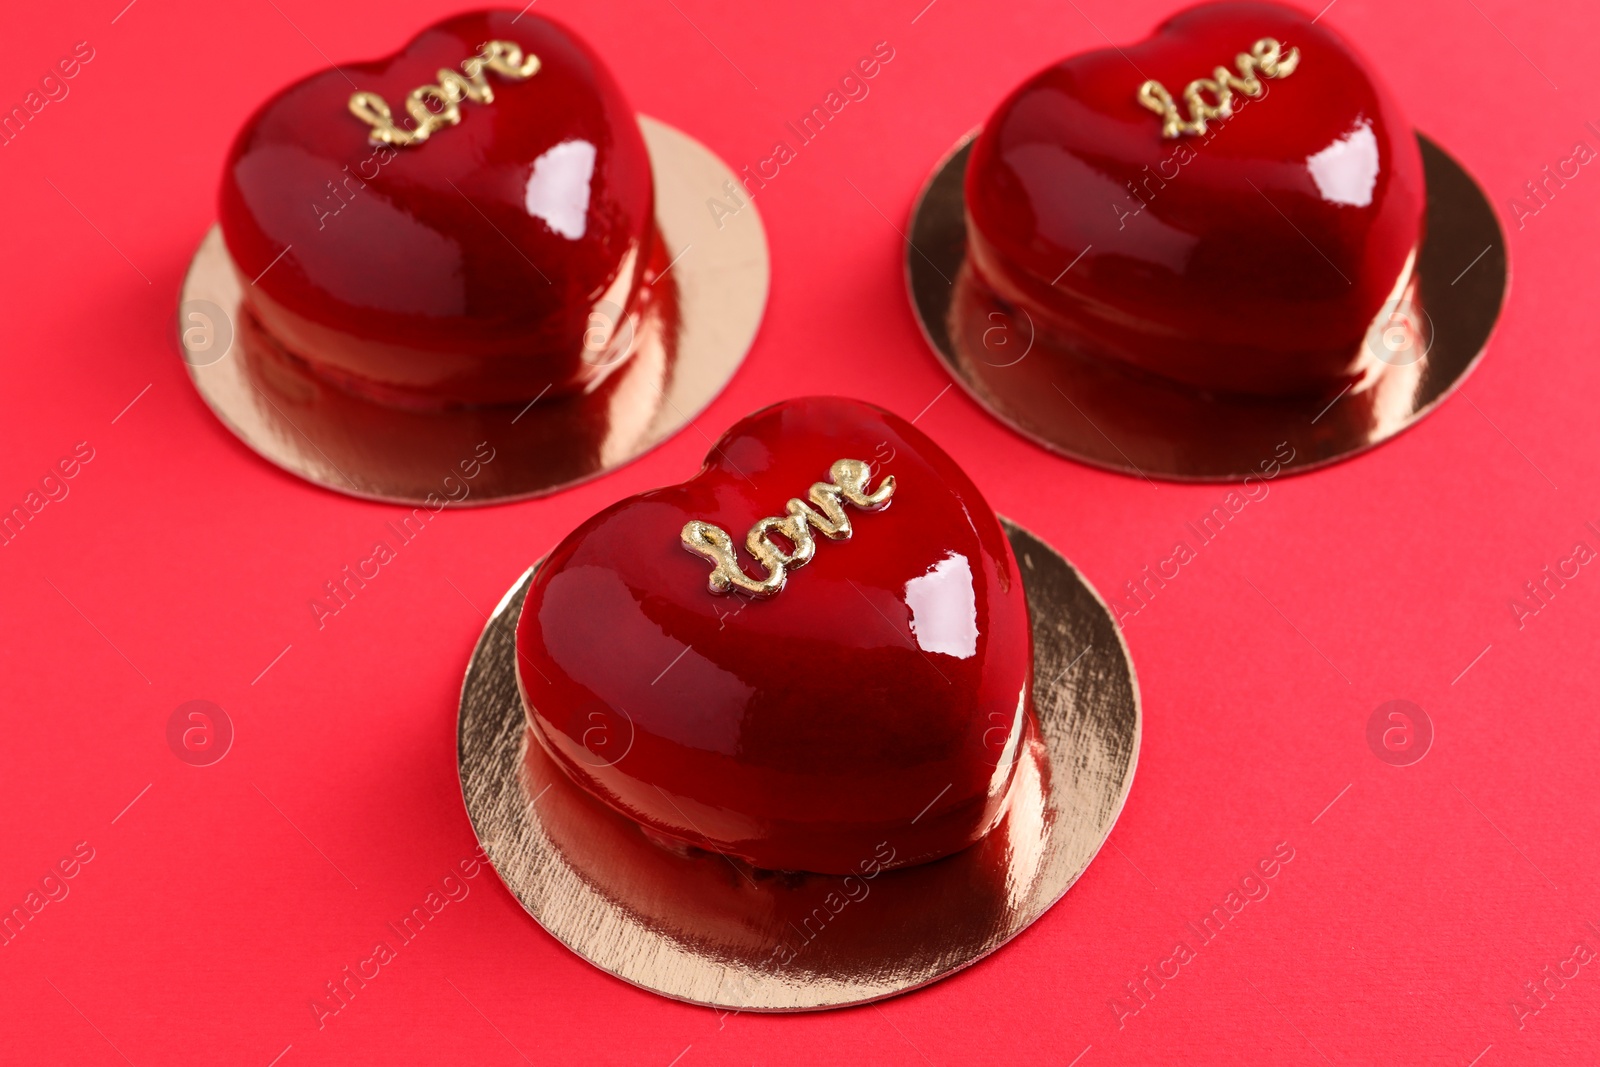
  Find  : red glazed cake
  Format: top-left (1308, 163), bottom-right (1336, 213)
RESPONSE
top-left (964, 1), bottom-right (1425, 398)
top-left (514, 397), bottom-right (1035, 874)
top-left (220, 10), bottom-right (657, 408)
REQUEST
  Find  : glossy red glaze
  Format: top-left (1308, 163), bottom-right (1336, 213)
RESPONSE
top-left (965, 1), bottom-right (1424, 398)
top-left (514, 397), bottom-right (1034, 874)
top-left (219, 10), bottom-right (654, 407)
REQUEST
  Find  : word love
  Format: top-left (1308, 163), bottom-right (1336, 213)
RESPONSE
top-left (348, 40), bottom-right (539, 147)
top-left (681, 459), bottom-right (895, 598)
top-left (1137, 37), bottom-right (1299, 139)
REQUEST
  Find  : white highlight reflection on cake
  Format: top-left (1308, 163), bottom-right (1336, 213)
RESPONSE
top-left (525, 140), bottom-right (597, 239)
top-left (905, 552), bottom-right (979, 658)
top-left (1308, 121), bottom-right (1379, 208)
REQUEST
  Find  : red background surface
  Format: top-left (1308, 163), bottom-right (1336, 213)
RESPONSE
top-left (1, 0), bottom-right (1596, 1064)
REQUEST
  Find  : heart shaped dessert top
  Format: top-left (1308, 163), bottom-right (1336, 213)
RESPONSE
top-left (515, 397), bottom-right (1034, 874)
top-left (965, 1), bottom-right (1425, 397)
top-left (220, 10), bottom-right (655, 407)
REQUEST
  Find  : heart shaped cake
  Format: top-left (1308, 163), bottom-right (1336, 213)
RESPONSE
top-left (220, 10), bottom-right (656, 407)
top-left (965, 1), bottom-right (1425, 397)
top-left (515, 397), bottom-right (1034, 874)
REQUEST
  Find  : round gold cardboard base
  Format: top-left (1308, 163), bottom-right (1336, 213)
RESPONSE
top-left (906, 132), bottom-right (1508, 482)
top-left (457, 518), bottom-right (1140, 1011)
top-left (176, 116), bottom-right (768, 505)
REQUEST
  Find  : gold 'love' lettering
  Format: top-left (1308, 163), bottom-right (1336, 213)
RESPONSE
top-left (347, 40), bottom-right (540, 147)
top-left (1136, 37), bottom-right (1299, 139)
top-left (680, 459), bottom-right (896, 598)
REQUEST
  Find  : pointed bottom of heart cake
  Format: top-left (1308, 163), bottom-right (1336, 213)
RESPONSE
top-left (456, 517), bottom-right (1140, 1011)
top-left (907, 131), bottom-right (1508, 482)
top-left (175, 116), bottom-right (768, 505)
